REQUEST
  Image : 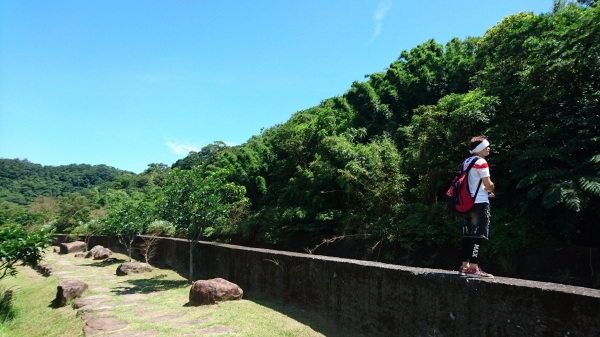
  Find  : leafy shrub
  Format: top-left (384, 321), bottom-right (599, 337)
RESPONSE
top-left (0, 286), bottom-right (14, 322)
top-left (0, 225), bottom-right (53, 280)
top-left (146, 220), bottom-right (176, 237)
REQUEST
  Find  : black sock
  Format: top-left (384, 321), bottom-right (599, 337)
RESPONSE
top-left (461, 237), bottom-right (471, 262)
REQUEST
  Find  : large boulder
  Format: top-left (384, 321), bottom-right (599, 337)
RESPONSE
top-left (116, 262), bottom-right (153, 276)
top-left (189, 278), bottom-right (243, 306)
top-left (56, 280), bottom-right (88, 306)
top-left (85, 245), bottom-right (112, 260)
top-left (59, 241), bottom-right (86, 254)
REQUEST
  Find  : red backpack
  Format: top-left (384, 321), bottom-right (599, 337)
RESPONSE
top-left (445, 156), bottom-right (482, 213)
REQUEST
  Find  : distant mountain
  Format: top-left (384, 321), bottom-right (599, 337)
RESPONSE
top-left (0, 158), bottom-right (131, 205)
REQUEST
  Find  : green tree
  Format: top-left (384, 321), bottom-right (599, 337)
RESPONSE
top-left (102, 201), bottom-right (155, 261)
top-left (28, 196), bottom-right (59, 225)
top-left (56, 193), bottom-right (93, 233)
top-left (160, 168), bottom-right (247, 284)
top-left (516, 150), bottom-right (600, 233)
top-left (0, 225), bottom-right (53, 280)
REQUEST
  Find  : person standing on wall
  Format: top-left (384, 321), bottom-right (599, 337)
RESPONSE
top-left (459, 135), bottom-right (495, 278)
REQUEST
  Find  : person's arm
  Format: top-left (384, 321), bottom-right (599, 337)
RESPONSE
top-left (481, 177), bottom-right (494, 192)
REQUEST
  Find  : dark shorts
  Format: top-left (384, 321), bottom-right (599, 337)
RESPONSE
top-left (463, 203), bottom-right (490, 239)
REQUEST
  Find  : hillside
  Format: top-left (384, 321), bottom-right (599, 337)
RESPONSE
top-left (0, 158), bottom-right (131, 205)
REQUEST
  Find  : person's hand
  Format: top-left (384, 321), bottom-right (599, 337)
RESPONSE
top-left (488, 192), bottom-right (495, 198)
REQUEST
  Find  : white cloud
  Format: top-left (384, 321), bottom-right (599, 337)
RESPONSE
top-left (166, 141), bottom-right (199, 156)
top-left (374, 22), bottom-right (383, 38)
top-left (374, 0), bottom-right (392, 21)
top-left (372, 0), bottom-right (392, 40)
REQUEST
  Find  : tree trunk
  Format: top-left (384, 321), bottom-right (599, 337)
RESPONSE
top-left (188, 244), bottom-right (193, 284)
top-left (128, 239), bottom-right (134, 262)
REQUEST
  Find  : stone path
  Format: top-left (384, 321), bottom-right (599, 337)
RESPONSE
top-left (38, 248), bottom-right (236, 336)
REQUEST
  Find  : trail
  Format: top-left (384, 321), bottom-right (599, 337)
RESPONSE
top-left (40, 250), bottom-right (235, 336)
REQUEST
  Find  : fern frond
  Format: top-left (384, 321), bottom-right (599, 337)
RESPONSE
top-left (563, 189), bottom-right (581, 212)
top-left (541, 184), bottom-right (564, 209)
top-left (527, 184), bottom-right (545, 199)
top-left (516, 147), bottom-right (571, 164)
top-left (578, 177), bottom-right (600, 196)
top-left (582, 154), bottom-right (600, 165)
top-left (516, 169), bottom-right (570, 188)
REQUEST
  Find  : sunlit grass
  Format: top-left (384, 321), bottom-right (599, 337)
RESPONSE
top-left (0, 269), bottom-right (84, 337)
top-left (0, 249), bottom-right (362, 337)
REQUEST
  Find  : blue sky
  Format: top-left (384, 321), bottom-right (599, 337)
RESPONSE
top-left (1, 0), bottom-right (552, 173)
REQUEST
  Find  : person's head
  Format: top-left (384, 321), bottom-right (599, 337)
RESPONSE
top-left (469, 135), bottom-right (490, 157)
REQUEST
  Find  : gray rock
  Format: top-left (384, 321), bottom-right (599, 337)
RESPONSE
top-left (60, 241), bottom-right (86, 254)
top-left (78, 304), bottom-right (112, 313)
top-left (81, 311), bottom-right (115, 321)
top-left (148, 313), bottom-right (185, 323)
top-left (189, 278), bottom-right (243, 306)
top-left (85, 245), bottom-right (112, 260)
top-left (72, 295), bottom-right (111, 309)
top-left (56, 280), bottom-right (88, 306)
top-left (83, 317), bottom-right (128, 336)
top-left (116, 262), bottom-right (153, 276)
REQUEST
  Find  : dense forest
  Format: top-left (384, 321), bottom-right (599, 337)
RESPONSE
top-left (1, 3), bottom-right (599, 286)
top-left (0, 159), bottom-right (131, 205)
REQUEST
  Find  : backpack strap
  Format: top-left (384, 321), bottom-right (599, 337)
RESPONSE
top-left (464, 156), bottom-right (483, 200)
top-left (462, 156), bottom-right (479, 174)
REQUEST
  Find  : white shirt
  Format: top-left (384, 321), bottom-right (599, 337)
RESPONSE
top-left (462, 156), bottom-right (490, 203)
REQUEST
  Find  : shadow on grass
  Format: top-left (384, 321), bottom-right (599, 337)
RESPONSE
top-left (247, 296), bottom-right (366, 337)
top-left (47, 297), bottom-right (67, 309)
top-left (111, 274), bottom-right (189, 295)
top-left (80, 258), bottom-right (127, 267)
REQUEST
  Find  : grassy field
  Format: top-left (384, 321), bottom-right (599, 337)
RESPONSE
top-left (0, 250), bottom-right (362, 337)
top-left (0, 268), bottom-right (84, 336)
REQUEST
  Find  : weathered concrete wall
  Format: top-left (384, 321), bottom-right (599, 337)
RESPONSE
top-left (61, 235), bottom-right (600, 337)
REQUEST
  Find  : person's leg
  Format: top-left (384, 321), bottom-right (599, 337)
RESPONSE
top-left (466, 237), bottom-right (483, 270)
top-left (460, 211), bottom-right (476, 274)
top-left (465, 203), bottom-right (493, 278)
top-left (460, 237), bottom-right (471, 267)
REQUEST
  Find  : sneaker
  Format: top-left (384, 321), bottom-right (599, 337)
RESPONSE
top-left (465, 268), bottom-right (494, 278)
top-left (458, 266), bottom-right (467, 276)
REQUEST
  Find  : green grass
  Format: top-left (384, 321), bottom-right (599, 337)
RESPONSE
top-left (0, 269), bottom-right (84, 336)
top-left (0, 250), bottom-right (363, 337)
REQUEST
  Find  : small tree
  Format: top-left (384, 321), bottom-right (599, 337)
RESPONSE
top-left (102, 201), bottom-right (154, 261)
top-left (160, 168), bottom-right (247, 284)
top-left (69, 219), bottom-right (104, 251)
top-left (136, 236), bottom-right (160, 264)
top-left (136, 220), bottom-right (175, 264)
top-left (0, 225), bottom-right (54, 280)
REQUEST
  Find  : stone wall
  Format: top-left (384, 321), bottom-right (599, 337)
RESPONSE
top-left (60, 235), bottom-right (600, 336)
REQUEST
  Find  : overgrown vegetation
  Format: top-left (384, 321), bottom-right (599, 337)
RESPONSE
top-left (0, 225), bottom-right (53, 280)
top-left (1, 3), bottom-right (598, 284)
